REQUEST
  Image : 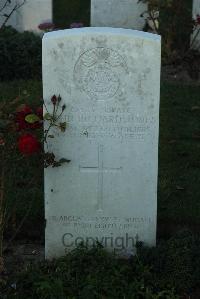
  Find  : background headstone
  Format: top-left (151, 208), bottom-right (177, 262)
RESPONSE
top-left (0, 0), bottom-right (18, 29)
top-left (43, 27), bottom-right (161, 259)
top-left (192, 0), bottom-right (200, 50)
top-left (0, 0), bottom-right (52, 32)
top-left (91, 0), bottom-right (147, 30)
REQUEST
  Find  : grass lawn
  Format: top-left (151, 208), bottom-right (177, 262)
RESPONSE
top-left (0, 79), bottom-right (200, 239)
top-left (158, 82), bottom-right (200, 237)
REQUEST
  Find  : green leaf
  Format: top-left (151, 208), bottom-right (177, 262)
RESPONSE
top-left (25, 114), bottom-right (40, 124)
top-left (59, 158), bottom-right (71, 164)
top-left (44, 113), bottom-right (52, 121)
top-left (59, 122), bottom-right (67, 132)
top-left (52, 161), bottom-right (62, 167)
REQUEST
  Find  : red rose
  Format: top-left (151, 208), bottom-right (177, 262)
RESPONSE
top-left (36, 107), bottom-right (43, 119)
top-left (0, 138), bottom-right (5, 146)
top-left (51, 95), bottom-right (57, 105)
top-left (15, 105), bottom-right (42, 130)
top-left (19, 105), bottom-right (32, 115)
top-left (18, 134), bottom-right (41, 155)
top-left (16, 105), bottom-right (32, 130)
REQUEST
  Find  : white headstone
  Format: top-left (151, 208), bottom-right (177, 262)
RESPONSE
top-left (91, 0), bottom-right (147, 30)
top-left (43, 27), bottom-right (161, 259)
top-left (192, 0), bottom-right (200, 50)
top-left (0, 0), bottom-right (52, 32)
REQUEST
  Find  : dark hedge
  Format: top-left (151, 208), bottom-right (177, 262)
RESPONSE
top-left (53, 0), bottom-right (90, 29)
top-left (0, 27), bottom-right (42, 81)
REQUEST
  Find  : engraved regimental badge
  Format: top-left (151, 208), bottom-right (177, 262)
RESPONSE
top-left (74, 47), bottom-right (128, 101)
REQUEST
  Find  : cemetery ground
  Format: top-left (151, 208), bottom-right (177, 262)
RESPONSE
top-left (0, 78), bottom-right (200, 298)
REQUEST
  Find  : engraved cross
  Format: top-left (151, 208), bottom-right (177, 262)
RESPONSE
top-left (79, 145), bottom-right (122, 212)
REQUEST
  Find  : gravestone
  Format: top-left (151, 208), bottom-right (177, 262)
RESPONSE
top-left (0, 0), bottom-right (52, 32)
top-left (43, 27), bottom-right (161, 259)
top-left (91, 0), bottom-right (147, 30)
top-left (192, 0), bottom-right (200, 50)
top-left (0, 0), bottom-right (17, 29)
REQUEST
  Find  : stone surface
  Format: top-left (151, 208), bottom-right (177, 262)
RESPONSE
top-left (43, 27), bottom-right (161, 259)
top-left (0, 0), bottom-right (52, 32)
top-left (91, 0), bottom-right (147, 30)
top-left (192, 0), bottom-right (200, 50)
top-left (0, 0), bottom-right (17, 29)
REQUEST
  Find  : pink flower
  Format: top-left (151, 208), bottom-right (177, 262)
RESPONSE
top-left (38, 21), bottom-right (55, 31)
top-left (70, 22), bottom-right (84, 29)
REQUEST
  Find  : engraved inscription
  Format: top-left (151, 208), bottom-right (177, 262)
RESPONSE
top-left (49, 215), bottom-right (152, 229)
top-left (74, 48), bottom-right (128, 100)
top-left (79, 145), bottom-right (122, 212)
top-left (64, 108), bottom-right (155, 140)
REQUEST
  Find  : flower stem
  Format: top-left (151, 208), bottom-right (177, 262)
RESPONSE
top-left (0, 152), bottom-right (5, 273)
